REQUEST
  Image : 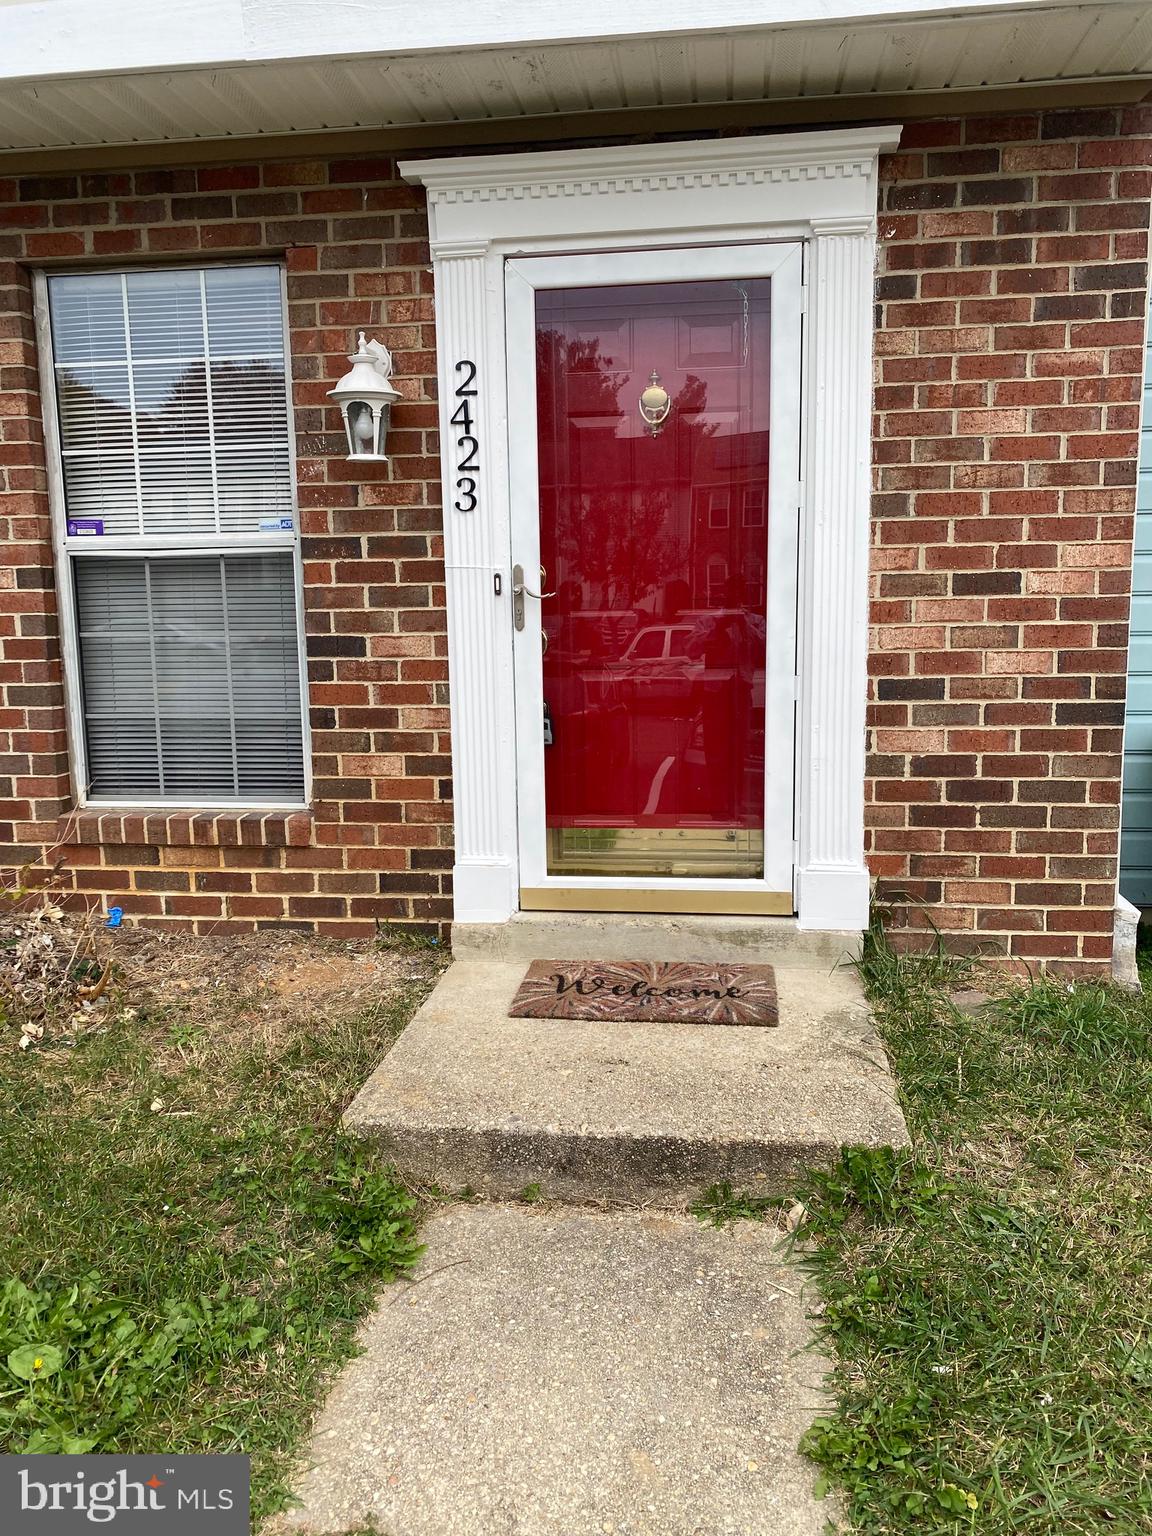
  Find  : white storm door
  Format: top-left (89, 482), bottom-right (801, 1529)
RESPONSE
top-left (505, 242), bottom-right (803, 914)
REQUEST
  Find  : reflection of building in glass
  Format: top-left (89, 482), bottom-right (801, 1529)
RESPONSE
top-left (534, 279), bottom-right (772, 878)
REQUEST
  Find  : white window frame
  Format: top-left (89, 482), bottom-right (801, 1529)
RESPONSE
top-left (34, 261), bottom-right (311, 811)
top-left (403, 126), bottom-right (901, 932)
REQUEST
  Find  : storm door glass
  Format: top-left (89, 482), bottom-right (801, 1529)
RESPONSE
top-left (535, 279), bottom-right (771, 879)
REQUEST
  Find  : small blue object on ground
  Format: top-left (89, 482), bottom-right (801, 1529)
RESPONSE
top-left (106, 907), bottom-right (123, 928)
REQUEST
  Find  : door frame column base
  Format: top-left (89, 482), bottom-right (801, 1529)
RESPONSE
top-left (452, 860), bottom-right (519, 925)
top-left (795, 865), bottom-right (871, 932)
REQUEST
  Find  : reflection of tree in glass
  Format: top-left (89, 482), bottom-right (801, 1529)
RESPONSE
top-left (58, 369), bottom-right (132, 441)
top-left (147, 360), bottom-right (285, 443)
top-left (536, 328), bottom-right (622, 412)
top-left (537, 328), bottom-right (720, 612)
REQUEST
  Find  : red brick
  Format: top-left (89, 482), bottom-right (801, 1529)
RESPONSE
top-left (199, 221), bottom-right (262, 249)
top-left (965, 115), bottom-right (1041, 145)
top-left (1066, 432), bottom-right (1138, 460)
top-left (146, 226), bottom-right (200, 252)
top-left (23, 233), bottom-right (85, 258)
top-left (1078, 139), bottom-right (1152, 169)
top-left (899, 121), bottom-right (963, 149)
top-left (1075, 202), bottom-right (1151, 231)
top-left (196, 165), bottom-right (260, 191)
top-left (1118, 169), bottom-right (1152, 199)
top-left (886, 242), bottom-right (958, 271)
top-left (115, 198), bottom-right (167, 223)
top-left (92, 228), bottom-right (142, 255)
top-left (1037, 235), bottom-right (1110, 262)
top-left (870, 111), bottom-right (1144, 971)
top-left (262, 161), bottom-right (329, 186)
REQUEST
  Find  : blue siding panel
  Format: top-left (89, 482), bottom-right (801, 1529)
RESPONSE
top-left (1120, 304), bottom-right (1152, 907)
top-left (1124, 755), bottom-right (1152, 794)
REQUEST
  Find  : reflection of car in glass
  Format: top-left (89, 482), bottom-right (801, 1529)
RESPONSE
top-left (622, 624), bottom-right (696, 664)
top-left (606, 624), bottom-right (699, 708)
top-left (605, 614), bottom-right (769, 700)
top-left (542, 609), bottom-right (641, 714)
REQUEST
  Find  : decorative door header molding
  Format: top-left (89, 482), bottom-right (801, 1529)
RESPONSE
top-left (401, 126), bottom-right (900, 250)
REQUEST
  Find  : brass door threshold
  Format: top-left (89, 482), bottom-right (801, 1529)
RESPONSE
top-left (518, 888), bottom-right (794, 916)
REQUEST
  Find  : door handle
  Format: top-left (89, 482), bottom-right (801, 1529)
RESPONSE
top-left (512, 564), bottom-right (556, 631)
top-left (514, 564), bottom-right (556, 601)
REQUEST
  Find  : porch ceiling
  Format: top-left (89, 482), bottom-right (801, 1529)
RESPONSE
top-left (0, 1), bottom-right (1150, 154)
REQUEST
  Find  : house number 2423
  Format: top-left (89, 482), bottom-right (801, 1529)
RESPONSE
top-left (452, 359), bottom-right (479, 512)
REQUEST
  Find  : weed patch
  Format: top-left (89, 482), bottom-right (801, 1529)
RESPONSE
top-left (689, 1181), bottom-right (785, 1227)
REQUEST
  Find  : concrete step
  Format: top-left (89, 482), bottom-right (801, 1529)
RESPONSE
top-left (273, 1203), bottom-right (831, 1536)
top-left (451, 911), bottom-right (861, 968)
top-left (344, 956), bottom-right (908, 1205)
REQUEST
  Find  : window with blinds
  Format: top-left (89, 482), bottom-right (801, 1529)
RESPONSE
top-left (48, 266), bottom-right (294, 539)
top-left (75, 555), bottom-right (305, 801)
top-left (44, 265), bottom-right (307, 805)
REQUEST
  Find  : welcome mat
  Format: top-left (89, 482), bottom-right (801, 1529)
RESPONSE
top-left (508, 960), bottom-right (779, 1027)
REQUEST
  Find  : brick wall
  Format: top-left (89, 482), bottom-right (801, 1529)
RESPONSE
top-left (1, 109), bottom-right (1149, 960)
top-left (0, 157), bottom-right (452, 935)
top-left (869, 106), bottom-right (1152, 972)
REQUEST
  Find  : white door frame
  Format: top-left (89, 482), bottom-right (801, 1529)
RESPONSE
top-left (402, 125), bottom-right (901, 931)
top-left (506, 244), bottom-right (802, 906)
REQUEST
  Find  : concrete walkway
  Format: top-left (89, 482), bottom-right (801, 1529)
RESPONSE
top-left (345, 921), bottom-right (907, 1205)
top-left (276, 1205), bottom-right (831, 1536)
top-left (275, 917), bottom-right (907, 1535)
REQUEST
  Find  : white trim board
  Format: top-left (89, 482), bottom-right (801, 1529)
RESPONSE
top-left (402, 125), bottom-right (900, 931)
top-left (0, 4), bottom-right (1073, 86)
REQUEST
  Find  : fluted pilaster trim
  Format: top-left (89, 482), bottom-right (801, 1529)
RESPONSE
top-left (432, 245), bottom-right (517, 918)
top-left (795, 217), bottom-right (876, 930)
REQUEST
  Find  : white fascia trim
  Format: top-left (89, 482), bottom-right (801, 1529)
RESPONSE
top-left (0, 2), bottom-right (1054, 85)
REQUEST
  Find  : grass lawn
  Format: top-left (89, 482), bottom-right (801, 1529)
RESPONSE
top-left (789, 920), bottom-right (1152, 1534)
top-left (0, 911), bottom-right (446, 1522)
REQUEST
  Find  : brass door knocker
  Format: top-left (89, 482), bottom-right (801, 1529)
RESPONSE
top-left (638, 369), bottom-right (672, 436)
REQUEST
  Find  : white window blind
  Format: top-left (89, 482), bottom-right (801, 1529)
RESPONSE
top-left (44, 264), bottom-right (307, 806)
top-left (48, 266), bottom-right (294, 538)
top-left (74, 555), bottom-right (305, 801)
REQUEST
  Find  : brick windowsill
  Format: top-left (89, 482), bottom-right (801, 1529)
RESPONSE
top-left (56, 808), bottom-right (314, 849)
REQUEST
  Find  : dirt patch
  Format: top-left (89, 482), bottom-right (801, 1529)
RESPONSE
top-left (111, 926), bottom-right (447, 1034)
top-left (2, 874), bottom-right (448, 1054)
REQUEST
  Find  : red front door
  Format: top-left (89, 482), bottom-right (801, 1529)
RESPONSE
top-left (533, 278), bottom-right (773, 881)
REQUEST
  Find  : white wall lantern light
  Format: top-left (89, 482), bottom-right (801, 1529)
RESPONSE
top-left (328, 331), bottom-right (401, 461)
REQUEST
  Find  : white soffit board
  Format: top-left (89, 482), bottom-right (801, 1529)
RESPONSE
top-left (0, 2), bottom-right (1150, 151)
